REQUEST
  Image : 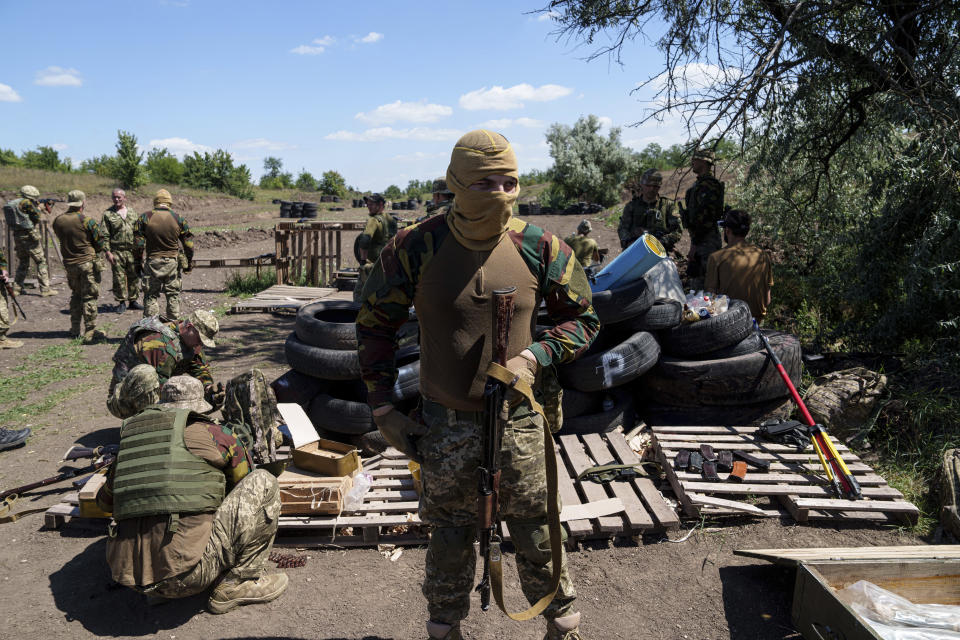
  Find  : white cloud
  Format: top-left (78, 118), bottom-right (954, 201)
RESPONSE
top-left (357, 32), bottom-right (383, 44)
top-left (0, 83), bottom-right (22, 102)
top-left (290, 36), bottom-right (335, 55)
top-left (231, 138), bottom-right (296, 151)
top-left (313, 36), bottom-right (335, 47)
top-left (325, 127), bottom-right (461, 142)
top-left (537, 11), bottom-right (559, 21)
top-left (356, 100), bottom-right (452, 125)
top-left (147, 137), bottom-right (212, 157)
top-left (479, 117), bottom-right (545, 129)
top-left (51, 143), bottom-right (68, 151)
top-left (649, 63), bottom-right (741, 101)
top-left (34, 66), bottom-right (82, 87)
top-left (391, 151), bottom-right (445, 162)
top-left (459, 83), bottom-right (573, 110)
top-left (597, 116), bottom-right (613, 130)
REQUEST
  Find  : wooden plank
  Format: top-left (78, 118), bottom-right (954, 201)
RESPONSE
top-left (551, 440), bottom-right (594, 539)
top-left (279, 513), bottom-right (420, 527)
top-left (791, 498), bottom-right (920, 514)
top-left (652, 426), bottom-right (757, 434)
top-left (677, 481), bottom-right (902, 499)
top-left (687, 493), bottom-right (777, 517)
top-left (606, 433), bottom-right (681, 529)
top-left (561, 498), bottom-right (625, 522)
top-left (734, 546), bottom-right (960, 566)
top-left (581, 433), bottom-right (653, 532)
top-left (558, 435), bottom-right (623, 535)
top-left (779, 494), bottom-right (808, 523)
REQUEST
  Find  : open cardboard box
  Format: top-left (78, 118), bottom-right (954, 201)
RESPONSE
top-left (277, 402), bottom-right (361, 477)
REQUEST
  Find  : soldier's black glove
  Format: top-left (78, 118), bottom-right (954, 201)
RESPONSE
top-left (373, 407), bottom-right (427, 462)
top-left (205, 382), bottom-right (225, 411)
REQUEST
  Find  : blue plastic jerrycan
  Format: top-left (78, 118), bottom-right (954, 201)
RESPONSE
top-left (590, 233), bottom-right (666, 292)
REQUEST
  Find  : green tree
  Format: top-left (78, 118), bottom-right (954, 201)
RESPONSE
top-left (383, 184), bottom-right (402, 200)
top-left (111, 130), bottom-right (146, 189)
top-left (0, 148), bottom-right (21, 166)
top-left (519, 168), bottom-right (553, 186)
top-left (21, 146), bottom-right (71, 172)
top-left (80, 154), bottom-right (116, 177)
top-left (636, 143), bottom-right (667, 170)
top-left (318, 170), bottom-right (347, 197)
top-left (545, 114), bottom-right (636, 207)
top-left (182, 149), bottom-right (254, 199)
top-left (263, 156), bottom-right (283, 179)
top-left (295, 170), bottom-right (317, 191)
top-left (145, 148), bottom-right (184, 184)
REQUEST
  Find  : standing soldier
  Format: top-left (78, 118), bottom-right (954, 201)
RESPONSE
top-left (135, 189), bottom-right (194, 318)
top-left (683, 149), bottom-right (725, 287)
top-left (0, 246), bottom-right (23, 349)
top-left (6, 185), bottom-right (57, 296)
top-left (357, 130), bottom-right (598, 640)
top-left (564, 219), bottom-right (600, 268)
top-left (618, 169), bottom-right (682, 252)
top-left (353, 193), bottom-right (394, 302)
top-left (101, 188), bottom-right (142, 313)
top-left (425, 177), bottom-right (455, 216)
top-left (52, 190), bottom-right (114, 343)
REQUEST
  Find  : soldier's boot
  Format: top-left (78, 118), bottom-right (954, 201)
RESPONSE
top-left (116, 302), bottom-right (127, 314)
top-left (0, 337), bottom-right (24, 349)
top-left (207, 572), bottom-right (288, 615)
top-left (39, 288), bottom-right (58, 297)
top-left (81, 328), bottom-right (107, 345)
top-left (128, 299), bottom-right (143, 310)
top-left (426, 621), bottom-right (463, 640)
top-left (0, 427), bottom-right (31, 450)
top-left (69, 322), bottom-right (82, 339)
top-left (545, 612), bottom-right (583, 640)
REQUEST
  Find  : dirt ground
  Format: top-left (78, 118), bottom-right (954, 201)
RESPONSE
top-left (0, 200), bottom-right (924, 640)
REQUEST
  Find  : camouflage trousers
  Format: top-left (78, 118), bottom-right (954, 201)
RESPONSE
top-left (687, 233), bottom-right (722, 290)
top-left (13, 229), bottom-right (51, 291)
top-left (151, 469), bottom-right (281, 599)
top-left (418, 398), bottom-right (575, 624)
top-left (353, 262), bottom-right (375, 303)
top-left (111, 249), bottom-right (141, 303)
top-left (143, 256), bottom-right (181, 318)
top-left (0, 286), bottom-right (9, 338)
top-left (65, 261), bottom-right (101, 335)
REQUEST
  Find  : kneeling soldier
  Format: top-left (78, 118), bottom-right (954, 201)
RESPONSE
top-left (96, 374), bottom-right (288, 613)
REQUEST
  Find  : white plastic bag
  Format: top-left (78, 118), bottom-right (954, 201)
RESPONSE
top-left (837, 580), bottom-right (960, 639)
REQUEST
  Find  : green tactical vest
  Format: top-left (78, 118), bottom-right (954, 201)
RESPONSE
top-left (112, 407), bottom-right (226, 522)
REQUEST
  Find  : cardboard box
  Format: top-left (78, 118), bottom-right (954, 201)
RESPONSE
top-left (291, 438), bottom-right (361, 477)
top-left (278, 465), bottom-right (353, 515)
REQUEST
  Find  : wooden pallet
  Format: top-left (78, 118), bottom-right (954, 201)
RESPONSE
top-left (43, 492), bottom-right (108, 531)
top-left (652, 426), bottom-right (920, 525)
top-left (229, 285), bottom-right (349, 313)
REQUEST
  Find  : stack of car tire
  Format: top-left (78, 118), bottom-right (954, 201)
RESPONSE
top-left (273, 300), bottom-right (421, 455)
top-left (554, 278), bottom-right (800, 433)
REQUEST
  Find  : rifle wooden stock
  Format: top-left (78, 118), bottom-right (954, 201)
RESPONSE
top-left (0, 455), bottom-right (115, 501)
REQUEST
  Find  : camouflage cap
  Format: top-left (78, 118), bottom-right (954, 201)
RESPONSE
top-left (692, 148), bottom-right (715, 164)
top-left (187, 309), bottom-right (218, 348)
top-left (20, 185), bottom-right (40, 200)
top-left (640, 169), bottom-right (663, 186)
top-left (154, 188), bottom-right (173, 207)
top-left (432, 178), bottom-right (454, 196)
top-left (117, 364), bottom-right (161, 418)
top-left (364, 193), bottom-right (385, 205)
top-left (160, 375), bottom-right (213, 413)
top-left (66, 190), bottom-right (85, 210)
top-left (577, 219), bottom-right (592, 234)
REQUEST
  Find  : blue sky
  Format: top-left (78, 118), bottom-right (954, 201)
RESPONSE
top-left (0, 1), bottom-right (712, 191)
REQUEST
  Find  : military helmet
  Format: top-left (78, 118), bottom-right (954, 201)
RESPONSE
top-left (66, 189), bottom-right (86, 210)
top-left (577, 219), bottom-right (592, 234)
top-left (364, 193), bottom-right (386, 205)
top-left (161, 375), bottom-right (213, 413)
top-left (432, 178), bottom-right (454, 196)
top-left (640, 169), bottom-right (663, 186)
top-left (117, 364), bottom-right (161, 417)
top-left (20, 185), bottom-right (40, 200)
top-left (186, 309), bottom-right (219, 348)
top-left (154, 188), bottom-right (173, 207)
top-left (692, 148), bottom-right (715, 165)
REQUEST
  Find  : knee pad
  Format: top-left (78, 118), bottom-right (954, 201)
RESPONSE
top-left (429, 526), bottom-right (475, 572)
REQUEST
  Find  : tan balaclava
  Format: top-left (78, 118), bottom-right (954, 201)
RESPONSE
top-left (154, 189), bottom-right (173, 208)
top-left (445, 129), bottom-right (519, 251)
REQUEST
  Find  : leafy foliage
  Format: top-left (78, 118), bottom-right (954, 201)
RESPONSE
top-left (259, 156), bottom-right (292, 189)
top-left (545, 114), bottom-right (637, 207)
top-left (79, 154), bottom-right (115, 177)
top-left (318, 170), bottom-right (347, 197)
top-left (0, 148), bottom-right (21, 167)
top-left (383, 184), bottom-right (402, 200)
top-left (182, 149), bottom-right (254, 199)
top-left (295, 170), bottom-right (317, 191)
top-left (21, 146), bottom-right (71, 172)
top-left (519, 168), bottom-right (553, 186)
top-left (145, 148), bottom-right (184, 184)
top-left (111, 130), bottom-right (146, 189)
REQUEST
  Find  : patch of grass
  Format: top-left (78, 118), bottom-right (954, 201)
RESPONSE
top-left (225, 268), bottom-right (276, 297)
top-left (0, 384), bottom-right (95, 427)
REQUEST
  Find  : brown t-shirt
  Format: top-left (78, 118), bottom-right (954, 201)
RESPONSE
top-left (52, 212), bottom-right (96, 266)
top-left (414, 233), bottom-right (539, 411)
top-left (143, 209), bottom-right (183, 259)
top-left (102, 421), bottom-right (235, 587)
top-left (704, 242), bottom-right (774, 320)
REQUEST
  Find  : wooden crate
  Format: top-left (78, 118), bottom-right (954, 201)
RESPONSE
top-left (278, 466), bottom-right (353, 516)
top-left (652, 425), bottom-right (920, 524)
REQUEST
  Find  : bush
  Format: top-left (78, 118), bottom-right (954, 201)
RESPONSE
top-left (182, 149), bottom-right (254, 199)
top-left (80, 154), bottom-right (115, 177)
top-left (0, 148), bottom-right (21, 167)
top-left (145, 148), bottom-right (184, 184)
top-left (111, 130), bottom-right (146, 190)
top-left (546, 115), bottom-right (637, 207)
top-left (295, 170), bottom-right (317, 191)
top-left (318, 170), bottom-right (347, 197)
top-left (21, 146), bottom-right (72, 172)
top-left (226, 268), bottom-right (276, 297)
top-left (383, 184), bottom-right (402, 200)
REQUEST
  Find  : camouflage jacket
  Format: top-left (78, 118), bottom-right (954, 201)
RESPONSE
top-left (564, 234), bottom-right (599, 267)
top-left (357, 214), bottom-right (600, 408)
top-left (357, 213), bottom-right (392, 262)
top-left (112, 317), bottom-right (213, 387)
top-left (683, 175), bottom-right (724, 243)
top-left (101, 206), bottom-right (138, 251)
top-left (133, 208), bottom-right (194, 262)
top-left (15, 199), bottom-right (43, 232)
top-left (619, 195), bottom-right (682, 250)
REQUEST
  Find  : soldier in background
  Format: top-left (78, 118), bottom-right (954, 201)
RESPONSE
top-left (0, 246), bottom-right (23, 349)
top-left (564, 219), bottom-right (600, 268)
top-left (354, 193), bottom-right (393, 302)
top-left (52, 190), bottom-right (114, 343)
top-left (705, 209), bottom-right (773, 322)
top-left (618, 169), bottom-right (682, 252)
top-left (135, 189), bottom-right (194, 318)
top-left (425, 177), bottom-right (455, 216)
top-left (101, 188), bottom-right (142, 313)
top-left (683, 149), bottom-right (725, 288)
top-left (8, 185), bottom-right (57, 296)
top-left (96, 374), bottom-right (288, 614)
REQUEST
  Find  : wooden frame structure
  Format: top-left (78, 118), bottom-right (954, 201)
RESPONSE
top-left (3, 220), bottom-right (59, 277)
top-left (274, 221), bottom-right (365, 287)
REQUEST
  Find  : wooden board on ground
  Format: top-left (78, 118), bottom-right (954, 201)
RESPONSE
top-left (229, 285), bottom-right (341, 313)
top-left (735, 545), bottom-right (960, 566)
top-left (652, 425), bottom-right (920, 525)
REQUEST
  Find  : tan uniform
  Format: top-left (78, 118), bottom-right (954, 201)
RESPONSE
top-left (704, 242), bottom-right (773, 320)
top-left (563, 235), bottom-right (599, 267)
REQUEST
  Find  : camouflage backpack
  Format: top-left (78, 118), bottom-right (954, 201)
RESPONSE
top-left (221, 368), bottom-right (283, 466)
top-left (112, 317), bottom-right (182, 383)
top-left (803, 367), bottom-right (887, 440)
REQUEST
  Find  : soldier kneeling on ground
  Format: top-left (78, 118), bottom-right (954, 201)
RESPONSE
top-left (96, 373), bottom-right (288, 613)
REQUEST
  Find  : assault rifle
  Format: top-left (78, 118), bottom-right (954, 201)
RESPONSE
top-left (476, 286), bottom-right (516, 611)
top-left (0, 450), bottom-right (116, 501)
top-left (38, 198), bottom-right (64, 205)
top-left (1, 274), bottom-right (26, 320)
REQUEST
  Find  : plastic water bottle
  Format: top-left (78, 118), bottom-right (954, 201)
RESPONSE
top-left (344, 473), bottom-right (373, 511)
